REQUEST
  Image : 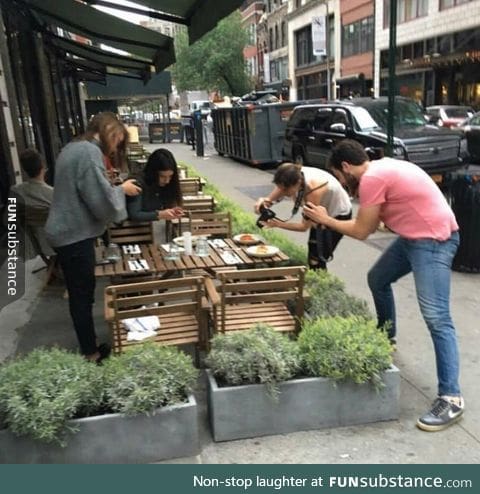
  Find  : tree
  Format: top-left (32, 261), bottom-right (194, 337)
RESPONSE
top-left (172, 12), bottom-right (253, 96)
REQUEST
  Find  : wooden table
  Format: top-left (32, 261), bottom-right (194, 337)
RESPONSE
top-left (95, 238), bottom-right (289, 279)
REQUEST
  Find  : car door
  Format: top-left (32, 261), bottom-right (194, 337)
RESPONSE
top-left (314, 108), bottom-right (351, 168)
top-left (306, 108), bottom-right (333, 167)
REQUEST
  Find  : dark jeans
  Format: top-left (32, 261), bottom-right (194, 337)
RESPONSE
top-left (308, 211), bottom-right (352, 270)
top-left (55, 238), bottom-right (97, 355)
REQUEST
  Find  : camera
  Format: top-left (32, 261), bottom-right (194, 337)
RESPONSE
top-left (256, 204), bottom-right (276, 228)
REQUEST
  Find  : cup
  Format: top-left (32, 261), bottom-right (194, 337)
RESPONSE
top-left (164, 242), bottom-right (180, 261)
top-left (105, 243), bottom-right (121, 263)
top-left (195, 237), bottom-right (209, 257)
top-left (183, 231), bottom-right (193, 255)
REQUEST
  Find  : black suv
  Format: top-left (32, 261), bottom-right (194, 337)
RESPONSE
top-left (283, 97), bottom-right (467, 174)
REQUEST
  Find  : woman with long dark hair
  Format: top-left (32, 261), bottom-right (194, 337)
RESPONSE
top-left (127, 148), bottom-right (184, 222)
top-left (45, 112), bottom-right (141, 363)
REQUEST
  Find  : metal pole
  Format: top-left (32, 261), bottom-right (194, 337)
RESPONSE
top-left (325, 2), bottom-right (331, 101)
top-left (386, 0), bottom-right (397, 156)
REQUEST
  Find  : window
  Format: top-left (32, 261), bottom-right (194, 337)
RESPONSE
top-left (275, 24), bottom-right (279, 50)
top-left (281, 22), bottom-right (286, 47)
top-left (313, 109), bottom-right (333, 131)
top-left (440, 0), bottom-right (472, 9)
top-left (384, 0), bottom-right (428, 27)
top-left (342, 17), bottom-right (374, 57)
top-left (269, 28), bottom-right (274, 52)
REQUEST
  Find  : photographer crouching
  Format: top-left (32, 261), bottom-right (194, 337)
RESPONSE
top-left (255, 163), bottom-right (352, 270)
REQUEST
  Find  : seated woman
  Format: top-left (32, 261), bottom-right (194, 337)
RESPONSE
top-left (127, 148), bottom-right (184, 223)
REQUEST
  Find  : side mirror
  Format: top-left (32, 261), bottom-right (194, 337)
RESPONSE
top-left (329, 123), bottom-right (346, 134)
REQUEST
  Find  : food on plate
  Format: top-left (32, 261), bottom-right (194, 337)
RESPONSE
top-left (255, 245), bottom-right (270, 255)
top-left (239, 234), bottom-right (255, 242)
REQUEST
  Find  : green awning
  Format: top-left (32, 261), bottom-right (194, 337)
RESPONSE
top-left (45, 33), bottom-right (153, 81)
top-left (22, 0), bottom-right (175, 72)
top-left (84, 0), bottom-right (245, 44)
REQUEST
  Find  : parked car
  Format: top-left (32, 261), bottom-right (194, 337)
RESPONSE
top-left (425, 105), bottom-right (475, 128)
top-left (283, 97), bottom-right (466, 175)
top-left (458, 111), bottom-right (480, 163)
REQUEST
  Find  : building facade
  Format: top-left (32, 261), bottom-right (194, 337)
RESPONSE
top-left (375, 0), bottom-right (480, 107)
top-left (240, 0), bottom-right (265, 86)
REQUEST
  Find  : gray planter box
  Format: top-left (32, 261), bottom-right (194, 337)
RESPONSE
top-left (207, 368), bottom-right (400, 442)
top-left (0, 395), bottom-right (199, 463)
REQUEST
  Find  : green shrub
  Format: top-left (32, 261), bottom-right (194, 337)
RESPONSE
top-left (0, 348), bottom-right (103, 445)
top-left (102, 344), bottom-right (198, 416)
top-left (205, 324), bottom-right (301, 396)
top-left (298, 317), bottom-right (393, 389)
top-left (305, 269), bottom-right (372, 319)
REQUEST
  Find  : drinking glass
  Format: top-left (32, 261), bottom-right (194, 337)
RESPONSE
top-left (195, 238), bottom-right (209, 257)
top-left (164, 241), bottom-right (180, 261)
top-left (105, 243), bottom-right (121, 262)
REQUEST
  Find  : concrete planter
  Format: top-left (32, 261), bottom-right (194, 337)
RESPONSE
top-left (0, 394), bottom-right (199, 464)
top-left (207, 367), bottom-right (400, 442)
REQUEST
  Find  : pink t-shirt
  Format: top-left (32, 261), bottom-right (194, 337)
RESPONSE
top-left (359, 158), bottom-right (458, 241)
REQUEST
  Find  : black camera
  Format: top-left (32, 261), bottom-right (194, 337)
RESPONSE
top-left (256, 204), bottom-right (276, 228)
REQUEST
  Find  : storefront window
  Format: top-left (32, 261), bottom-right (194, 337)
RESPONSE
top-left (440, 0), bottom-right (472, 9)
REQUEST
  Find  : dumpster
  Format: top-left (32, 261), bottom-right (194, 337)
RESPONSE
top-left (148, 122), bottom-right (184, 143)
top-left (212, 102), bottom-right (302, 165)
top-left (450, 170), bottom-right (480, 273)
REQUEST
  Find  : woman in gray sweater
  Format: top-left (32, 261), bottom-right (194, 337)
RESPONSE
top-left (45, 113), bottom-right (141, 363)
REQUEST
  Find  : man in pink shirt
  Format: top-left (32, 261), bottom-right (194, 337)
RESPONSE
top-left (303, 140), bottom-right (463, 432)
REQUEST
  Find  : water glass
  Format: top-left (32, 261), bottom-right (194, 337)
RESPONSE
top-left (105, 243), bottom-right (121, 263)
top-left (195, 238), bottom-right (209, 257)
top-left (164, 242), bottom-right (180, 261)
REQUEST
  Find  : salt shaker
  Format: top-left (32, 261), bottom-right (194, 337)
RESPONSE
top-left (183, 231), bottom-right (192, 255)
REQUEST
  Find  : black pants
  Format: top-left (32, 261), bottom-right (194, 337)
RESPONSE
top-left (308, 211), bottom-right (352, 270)
top-left (55, 238), bottom-right (97, 355)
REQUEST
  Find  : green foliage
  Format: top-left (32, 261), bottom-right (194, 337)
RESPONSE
top-left (206, 324), bottom-right (300, 396)
top-left (298, 317), bottom-right (393, 388)
top-left (0, 348), bottom-right (103, 445)
top-left (172, 12), bottom-right (253, 95)
top-left (102, 344), bottom-right (198, 416)
top-left (305, 269), bottom-right (372, 319)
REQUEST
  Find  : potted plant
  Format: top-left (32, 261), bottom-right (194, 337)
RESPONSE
top-left (0, 344), bottom-right (199, 463)
top-left (206, 321), bottom-right (399, 442)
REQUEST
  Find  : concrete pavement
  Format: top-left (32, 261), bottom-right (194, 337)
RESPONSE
top-left (0, 140), bottom-right (478, 464)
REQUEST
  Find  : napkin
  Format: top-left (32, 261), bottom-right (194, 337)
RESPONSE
top-left (123, 315), bottom-right (160, 341)
top-left (128, 259), bottom-right (149, 271)
top-left (208, 239), bottom-right (228, 248)
top-left (161, 244), bottom-right (185, 253)
top-left (123, 244), bottom-right (141, 254)
top-left (220, 250), bottom-right (242, 265)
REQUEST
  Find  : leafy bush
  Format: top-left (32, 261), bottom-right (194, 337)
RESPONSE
top-left (298, 317), bottom-right (393, 389)
top-left (305, 269), bottom-right (372, 320)
top-left (0, 348), bottom-right (103, 445)
top-left (205, 324), bottom-right (301, 396)
top-left (102, 344), bottom-right (198, 416)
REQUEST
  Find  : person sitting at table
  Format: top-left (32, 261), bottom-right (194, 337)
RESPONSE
top-left (127, 148), bottom-right (184, 223)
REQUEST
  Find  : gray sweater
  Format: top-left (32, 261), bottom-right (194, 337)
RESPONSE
top-left (45, 140), bottom-right (126, 247)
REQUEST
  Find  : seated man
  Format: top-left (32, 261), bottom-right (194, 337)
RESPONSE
top-left (10, 149), bottom-right (54, 258)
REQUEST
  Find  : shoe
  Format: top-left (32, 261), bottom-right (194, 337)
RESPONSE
top-left (416, 397), bottom-right (464, 432)
top-left (389, 337), bottom-right (397, 352)
top-left (96, 343), bottom-right (111, 365)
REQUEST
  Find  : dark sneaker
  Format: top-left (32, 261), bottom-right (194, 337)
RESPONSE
top-left (416, 397), bottom-right (464, 432)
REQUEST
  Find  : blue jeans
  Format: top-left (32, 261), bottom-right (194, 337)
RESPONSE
top-left (367, 232), bottom-right (460, 396)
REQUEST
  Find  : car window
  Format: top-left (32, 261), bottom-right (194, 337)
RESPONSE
top-left (470, 115), bottom-right (480, 126)
top-left (331, 109), bottom-right (349, 126)
top-left (350, 107), bottom-right (380, 131)
top-left (445, 108), bottom-right (474, 119)
top-left (289, 108), bottom-right (316, 129)
top-left (362, 100), bottom-right (426, 128)
top-left (427, 109), bottom-right (439, 117)
top-left (313, 108), bottom-right (332, 131)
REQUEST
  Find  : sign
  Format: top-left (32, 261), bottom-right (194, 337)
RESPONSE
top-left (312, 16), bottom-right (327, 57)
top-left (263, 53), bottom-right (270, 83)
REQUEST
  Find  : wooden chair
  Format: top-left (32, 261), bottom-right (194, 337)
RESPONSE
top-left (205, 266), bottom-right (306, 337)
top-left (188, 211), bottom-right (232, 238)
top-left (18, 203), bottom-right (59, 287)
top-left (107, 220), bottom-right (154, 245)
top-left (104, 276), bottom-right (209, 356)
top-left (166, 196), bottom-right (217, 240)
top-left (180, 177), bottom-right (202, 196)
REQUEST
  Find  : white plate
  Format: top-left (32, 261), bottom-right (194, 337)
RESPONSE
top-left (172, 235), bottom-right (203, 247)
top-left (233, 233), bottom-right (261, 245)
top-left (246, 245), bottom-right (279, 258)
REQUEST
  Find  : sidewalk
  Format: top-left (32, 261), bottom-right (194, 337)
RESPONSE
top-left (1, 142), bottom-right (479, 464)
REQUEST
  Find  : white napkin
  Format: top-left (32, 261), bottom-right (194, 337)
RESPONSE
top-left (161, 244), bottom-right (185, 253)
top-left (128, 259), bottom-right (149, 271)
top-left (208, 239), bottom-right (228, 248)
top-left (220, 251), bottom-right (242, 265)
top-left (123, 244), bottom-right (141, 254)
top-left (123, 315), bottom-right (160, 341)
